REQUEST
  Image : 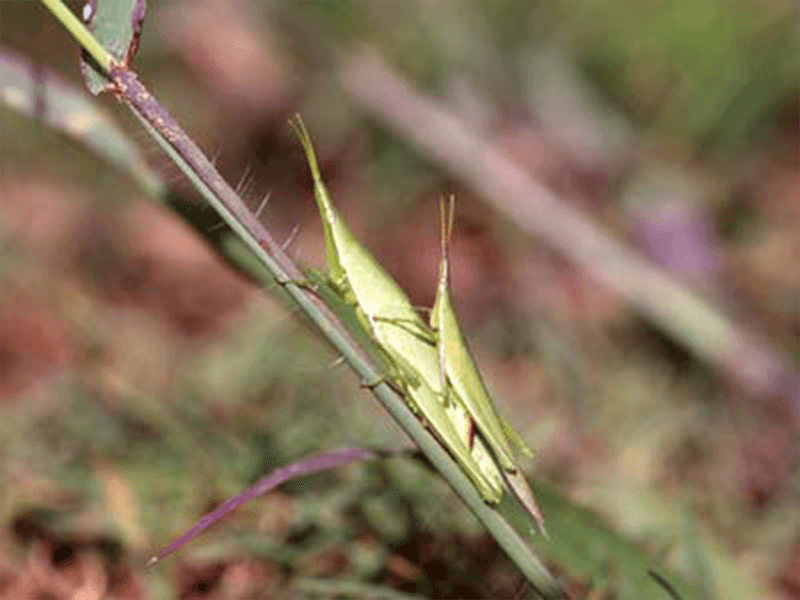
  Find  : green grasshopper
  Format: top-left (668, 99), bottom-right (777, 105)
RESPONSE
top-left (290, 116), bottom-right (504, 504)
top-left (432, 196), bottom-right (546, 533)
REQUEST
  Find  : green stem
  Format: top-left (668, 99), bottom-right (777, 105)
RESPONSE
top-left (37, 3), bottom-right (562, 595)
top-left (40, 0), bottom-right (114, 73)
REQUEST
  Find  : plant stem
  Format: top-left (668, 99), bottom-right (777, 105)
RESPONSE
top-left (40, 0), bottom-right (113, 72)
top-left (38, 2), bottom-right (562, 595)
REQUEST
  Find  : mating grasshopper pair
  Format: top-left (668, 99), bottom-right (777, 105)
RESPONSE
top-left (290, 117), bottom-right (545, 534)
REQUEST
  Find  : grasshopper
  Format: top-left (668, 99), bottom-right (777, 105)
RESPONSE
top-left (290, 116), bottom-right (504, 503)
top-left (432, 196), bottom-right (546, 533)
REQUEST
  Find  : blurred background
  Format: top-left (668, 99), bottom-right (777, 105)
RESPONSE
top-left (1, 1), bottom-right (798, 598)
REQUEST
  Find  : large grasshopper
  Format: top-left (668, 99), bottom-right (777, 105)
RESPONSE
top-left (290, 117), bottom-right (543, 531)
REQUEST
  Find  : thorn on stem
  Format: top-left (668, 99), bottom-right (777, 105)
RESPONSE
top-left (328, 355), bottom-right (346, 369)
top-left (234, 163), bottom-right (253, 195)
top-left (281, 224), bottom-right (301, 251)
top-left (255, 192), bottom-right (272, 218)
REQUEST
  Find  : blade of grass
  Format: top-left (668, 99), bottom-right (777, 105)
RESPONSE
top-left (0, 48), bottom-right (163, 198)
top-left (149, 448), bottom-right (383, 564)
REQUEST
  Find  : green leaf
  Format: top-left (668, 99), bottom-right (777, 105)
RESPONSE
top-left (80, 0), bottom-right (147, 94)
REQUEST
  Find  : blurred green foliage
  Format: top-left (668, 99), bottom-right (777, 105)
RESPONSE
top-left (557, 0), bottom-right (799, 153)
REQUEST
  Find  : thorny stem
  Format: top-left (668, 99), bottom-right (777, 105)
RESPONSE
top-left (39, 2), bottom-right (562, 594)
